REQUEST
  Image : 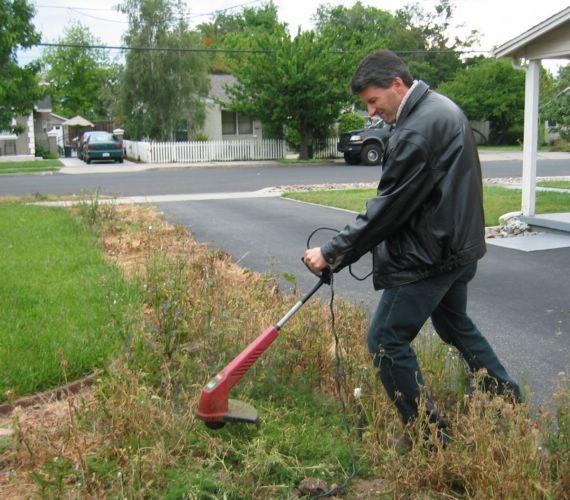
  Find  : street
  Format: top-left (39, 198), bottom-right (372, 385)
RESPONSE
top-left (1, 159), bottom-right (570, 198)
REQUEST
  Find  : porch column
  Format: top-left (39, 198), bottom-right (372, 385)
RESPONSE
top-left (521, 59), bottom-right (541, 216)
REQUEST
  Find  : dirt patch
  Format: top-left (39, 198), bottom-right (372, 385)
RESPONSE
top-left (0, 389), bottom-right (96, 498)
top-left (347, 478), bottom-right (393, 498)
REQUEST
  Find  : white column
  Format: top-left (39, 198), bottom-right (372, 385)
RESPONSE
top-left (521, 59), bottom-right (541, 216)
top-left (27, 113), bottom-right (35, 156)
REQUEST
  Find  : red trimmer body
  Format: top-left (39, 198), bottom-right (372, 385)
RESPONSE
top-left (196, 325), bottom-right (279, 427)
top-left (196, 270), bottom-right (330, 428)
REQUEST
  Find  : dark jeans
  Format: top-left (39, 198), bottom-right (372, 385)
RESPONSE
top-left (367, 261), bottom-right (520, 425)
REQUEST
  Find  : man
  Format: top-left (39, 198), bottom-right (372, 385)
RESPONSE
top-left (304, 50), bottom-right (520, 445)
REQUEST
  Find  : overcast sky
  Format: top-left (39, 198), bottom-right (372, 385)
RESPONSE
top-left (18, 0), bottom-right (569, 73)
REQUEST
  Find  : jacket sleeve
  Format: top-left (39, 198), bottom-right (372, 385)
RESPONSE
top-left (321, 133), bottom-right (435, 270)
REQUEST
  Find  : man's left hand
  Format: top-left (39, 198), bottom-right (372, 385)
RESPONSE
top-left (303, 247), bottom-right (328, 273)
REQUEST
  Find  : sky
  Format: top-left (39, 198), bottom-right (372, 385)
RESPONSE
top-left (18, 0), bottom-right (569, 73)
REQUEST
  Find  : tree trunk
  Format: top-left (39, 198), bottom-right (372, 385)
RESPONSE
top-left (299, 124), bottom-right (313, 160)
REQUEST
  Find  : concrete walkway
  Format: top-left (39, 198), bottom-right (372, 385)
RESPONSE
top-left (57, 151), bottom-right (570, 175)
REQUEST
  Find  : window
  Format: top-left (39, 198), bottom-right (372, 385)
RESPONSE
top-left (222, 111), bottom-right (237, 135)
top-left (222, 110), bottom-right (254, 136)
top-left (238, 114), bottom-right (253, 134)
top-left (1, 141), bottom-right (16, 155)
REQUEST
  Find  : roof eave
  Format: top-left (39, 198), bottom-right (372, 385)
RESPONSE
top-left (493, 6), bottom-right (570, 59)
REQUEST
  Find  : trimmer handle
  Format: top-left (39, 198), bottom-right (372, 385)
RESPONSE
top-left (301, 257), bottom-right (331, 285)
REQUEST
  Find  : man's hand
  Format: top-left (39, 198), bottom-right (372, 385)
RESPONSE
top-left (303, 247), bottom-right (328, 273)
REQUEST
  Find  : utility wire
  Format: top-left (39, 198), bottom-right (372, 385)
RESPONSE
top-left (34, 42), bottom-right (491, 55)
top-left (34, 0), bottom-right (263, 22)
top-left (35, 42), bottom-right (273, 53)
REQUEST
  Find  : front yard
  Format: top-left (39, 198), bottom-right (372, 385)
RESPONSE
top-left (0, 159), bottom-right (62, 175)
top-left (283, 185), bottom-right (570, 227)
top-left (0, 203), bottom-right (140, 400)
top-left (0, 199), bottom-right (567, 498)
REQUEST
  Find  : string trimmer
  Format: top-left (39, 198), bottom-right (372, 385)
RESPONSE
top-left (196, 264), bottom-right (331, 429)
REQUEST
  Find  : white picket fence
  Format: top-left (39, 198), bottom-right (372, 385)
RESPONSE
top-left (124, 137), bottom-right (341, 163)
top-left (314, 137), bottom-right (343, 159)
top-left (124, 140), bottom-right (151, 163)
top-left (125, 139), bottom-right (285, 163)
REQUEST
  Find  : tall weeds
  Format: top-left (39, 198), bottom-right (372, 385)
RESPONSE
top-left (1, 204), bottom-right (567, 499)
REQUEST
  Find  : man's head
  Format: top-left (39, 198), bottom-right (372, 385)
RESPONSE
top-left (350, 50), bottom-right (413, 124)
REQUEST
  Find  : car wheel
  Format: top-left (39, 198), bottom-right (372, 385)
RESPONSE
top-left (343, 153), bottom-right (361, 165)
top-left (118, 157), bottom-right (124, 163)
top-left (85, 157), bottom-right (91, 164)
top-left (361, 143), bottom-right (382, 166)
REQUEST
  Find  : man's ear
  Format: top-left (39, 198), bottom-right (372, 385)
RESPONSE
top-left (391, 77), bottom-right (409, 97)
top-left (391, 77), bottom-right (405, 89)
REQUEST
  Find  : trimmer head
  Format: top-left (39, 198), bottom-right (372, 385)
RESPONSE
top-left (196, 274), bottom-right (329, 429)
top-left (196, 326), bottom-right (279, 429)
top-left (202, 399), bottom-right (259, 429)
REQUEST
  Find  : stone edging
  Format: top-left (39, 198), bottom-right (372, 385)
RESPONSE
top-left (0, 371), bottom-right (101, 417)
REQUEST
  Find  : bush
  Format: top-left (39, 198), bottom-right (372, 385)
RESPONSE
top-left (501, 124), bottom-right (524, 145)
top-left (549, 138), bottom-right (570, 152)
top-left (35, 144), bottom-right (59, 159)
top-left (338, 111), bottom-right (365, 134)
top-left (194, 132), bottom-right (209, 142)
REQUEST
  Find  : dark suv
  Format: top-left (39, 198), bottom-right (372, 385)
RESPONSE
top-left (337, 120), bottom-right (391, 166)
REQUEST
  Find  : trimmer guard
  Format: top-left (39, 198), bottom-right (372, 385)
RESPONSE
top-left (196, 326), bottom-right (279, 426)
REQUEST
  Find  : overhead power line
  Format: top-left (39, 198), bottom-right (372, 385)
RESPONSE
top-left (34, 0), bottom-right (264, 23)
top-left (36, 42), bottom-right (273, 54)
top-left (35, 42), bottom-right (491, 55)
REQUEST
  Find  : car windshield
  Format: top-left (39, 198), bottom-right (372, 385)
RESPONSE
top-left (366, 119), bottom-right (384, 129)
top-left (89, 132), bottom-right (115, 143)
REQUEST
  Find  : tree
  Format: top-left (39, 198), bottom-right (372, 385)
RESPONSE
top-left (41, 23), bottom-right (117, 120)
top-left (119, 0), bottom-right (209, 140)
top-left (0, 0), bottom-right (42, 133)
top-left (541, 65), bottom-right (570, 140)
top-left (314, 1), bottom-right (478, 88)
top-left (198, 1), bottom-right (286, 74)
top-left (437, 58), bottom-right (525, 144)
top-left (314, 2), bottom-right (422, 65)
top-left (396, 0), bottom-right (478, 86)
top-left (226, 29), bottom-right (350, 159)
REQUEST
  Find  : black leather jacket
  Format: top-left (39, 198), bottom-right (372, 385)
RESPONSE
top-left (321, 81), bottom-right (486, 290)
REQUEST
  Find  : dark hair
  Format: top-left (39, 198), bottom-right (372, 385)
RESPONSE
top-left (350, 50), bottom-right (413, 94)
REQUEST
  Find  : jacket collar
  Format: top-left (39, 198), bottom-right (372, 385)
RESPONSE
top-left (395, 80), bottom-right (430, 127)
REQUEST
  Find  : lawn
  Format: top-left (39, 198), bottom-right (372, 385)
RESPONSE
top-left (283, 185), bottom-right (570, 227)
top-left (537, 180), bottom-right (570, 189)
top-left (0, 204), bottom-right (567, 499)
top-left (0, 204), bottom-right (140, 400)
top-left (0, 159), bottom-right (62, 174)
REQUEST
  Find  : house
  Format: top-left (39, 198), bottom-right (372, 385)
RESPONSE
top-left (0, 114), bottom-right (35, 161)
top-left (0, 96), bottom-right (67, 161)
top-left (34, 96), bottom-right (67, 152)
top-left (200, 74), bottom-right (263, 141)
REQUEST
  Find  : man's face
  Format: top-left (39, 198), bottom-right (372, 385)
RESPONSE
top-left (359, 79), bottom-right (408, 125)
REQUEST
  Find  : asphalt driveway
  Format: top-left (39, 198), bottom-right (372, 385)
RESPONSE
top-left (158, 196), bottom-right (569, 406)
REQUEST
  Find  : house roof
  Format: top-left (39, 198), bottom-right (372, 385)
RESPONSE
top-left (209, 74), bottom-right (237, 103)
top-left (493, 6), bottom-right (570, 60)
top-left (50, 112), bottom-right (68, 122)
top-left (63, 115), bottom-right (95, 127)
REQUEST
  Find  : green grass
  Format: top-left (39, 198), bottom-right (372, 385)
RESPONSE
top-left (537, 180), bottom-right (570, 189)
top-left (0, 204), bottom-right (141, 400)
top-left (278, 158), bottom-right (335, 164)
top-left (1, 205), bottom-right (567, 499)
top-left (0, 159), bottom-right (62, 174)
top-left (477, 145), bottom-right (523, 151)
top-left (477, 145), bottom-right (554, 152)
top-left (283, 185), bottom-right (570, 226)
